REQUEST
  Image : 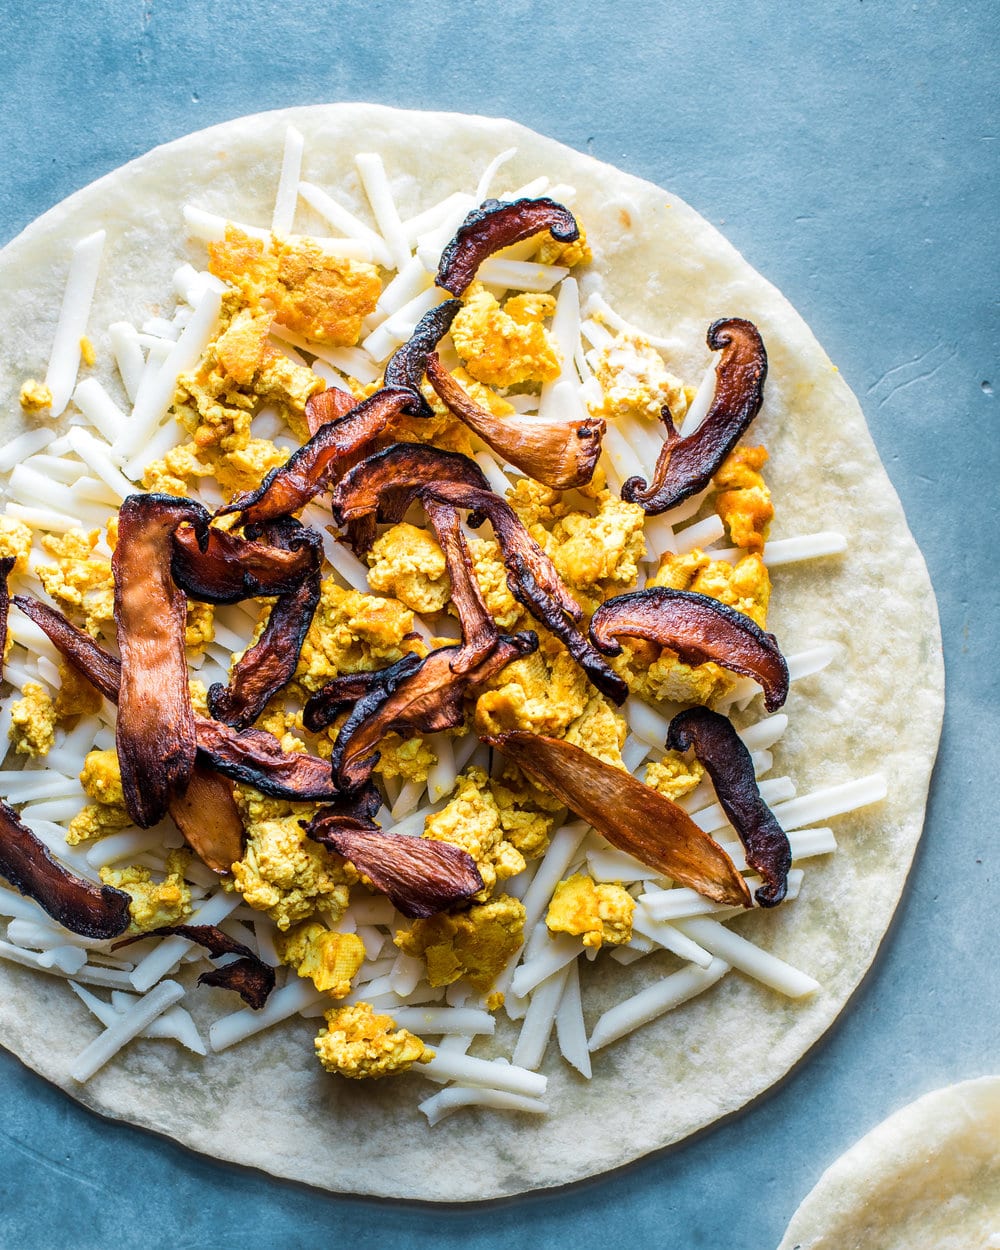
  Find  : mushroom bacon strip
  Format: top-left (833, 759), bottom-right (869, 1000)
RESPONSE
top-left (622, 318), bottom-right (768, 514)
top-left (0, 801), bottom-right (132, 939)
top-left (165, 763), bottom-right (244, 875)
top-left (304, 384), bottom-right (357, 438)
top-left (217, 387), bottom-right (418, 529)
top-left (436, 197), bottom-right (580, 297)
top-left (423, 497), bottom-right (497, 673)
top-left (422, 481), bottom-right (628, 705)
top-left (667, 708), bottom-right (792, 907)
top-left (113, 494), bottom-right (203, 829)
top-left (330, 443), bottom-right (490, 556)
top-left (488, 732), bottom-right (752, 908)
top-left (171, 519), bottom-right (318, 604)
top-left (302, 653), bottom-right (426, 735)
top-left (208, 526), bottom-right (323, 731)
top-left (116, 924), bottom-right (275, 1009)
top-left (383, 299), bottom-right (463, 417)
top-left (325, 634), bottom-right (538, 791)
top-left (12, 597), bottom-right (341, 803)
top-left (0, 556), bottom-right (14, 677)
top-left (590, 587), bottom-right (789, 712)
top-left (306, 813), bottom-right (484, 919)
top-left (426, 353), bottom-right (606, 490)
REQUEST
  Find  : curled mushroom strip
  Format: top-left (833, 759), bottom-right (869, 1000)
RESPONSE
top-left (302, 653), bottom-right (426, 734)
top-left (0, 556), bottom-right (14, 679)
top-left (590, 587), bottom-right (789, 712)
top-left (622, 318), bottom-right (768, 514)
top-left (0, 801), bottom-right (131, 939)
top-left (383, 299), bottom-right (463, 417)
top-left (306, 813), bottom-right (483, 919)
top-left (208, 525), bottom-right (323, 730)
top-left (117, 924), bottom-right (275, 1008)
top-left (667, 707), bottom-right (792, 907)
top-left (421, 481), bottom-right (628, 704)
top-left (423, 497), bottom-right (497, 673)
top-left (166, 763), bottom-right (244, 875)
top-left (436, 197), bottom-right (580, 296)
top-left (113, 494), bottom-right (204, 828)
top-left (13, 597), bottom-right (341, 803)
top-left (304, 385), bottom-right (357, 438)
top-left (426, 353), bottom-right (605, 489)
top-left (171, 518), bottom-right (319, 605)
top-left (488, 732), bottom-right (751, 908)
top-left (218, 387), bottom-right (417, 528)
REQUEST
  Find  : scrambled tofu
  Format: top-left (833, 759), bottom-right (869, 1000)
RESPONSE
top-left (143, 434), bottom-right (289, 501)
top-left (276, 922), bottom-right (366, 996)
top-left (535, 224), bottom-right (592, 268)
top-left (591, 330), bottom-right (690, 423)
top-left (53, 660), bottom-right (102, 722)
top-left (19, 379), bottom-right (53, 412)
top-left (423, 767), bottom-right (526, 898)
top-left (37, 528), bottom-right (115, 638)
top-left (713, 444), bottom-right (774, 554)
top-left (0, 516), bottom-right (32, 573)
top-left (394, 893), bottom-right (525, 991)
top-left (66, 749), bottom-right (131, 846)
top-left (467, 537), bottom-right (523, 630)
top-left (644, 751), bottom-right (705, 801)
top-left (489, 763), bottom-right (561, 859)
top-left (546, 873), bottom-right (634, 949)
top-left (231, 813), bottom-right (354, 930)
top-left (371, 733), bottom-right (437, 785)
top-left (367, 523), bottom-right (450, 614)
top-left (542, 496), bottom-right (646, 610)
top-left (506, 478), bottom-right (572, 530)
top-left (315, 1001), bottom-right (431, 1079)
top-left (296, 578), bottom-right (420, 693)
top-left (8, 682), bottom-right (56, 758)
top-left (451, 283), bottom-right (560, 388)
top-left (100, 850), bottom-right (192, 933)
top-left (208, 227), bottom-right (380, 347)
top-left (185, 600), bottom-right (215, 655)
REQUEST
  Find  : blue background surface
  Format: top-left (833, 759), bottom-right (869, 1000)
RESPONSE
top-left (0, 2), bottom-right (995, 1247)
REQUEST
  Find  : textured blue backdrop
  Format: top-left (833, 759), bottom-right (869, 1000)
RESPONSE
top-left (0, 2), bottom-right (995, 1247)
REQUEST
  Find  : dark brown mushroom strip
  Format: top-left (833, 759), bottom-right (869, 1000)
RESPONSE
top-left (113, 494), bottom-right (203, 828)
top-left (426, 353), bottom-right (606, 489)
top-left (306, 813), bottom-right (483, 919)
top-left (303, 652), bottom-right (426, 734)
top-left (304, 385), bottom-right (357, 438)
top-left (330, 442), bottom-right (490, 555)
top-left (423, 497), bottom-right (497, 673)
top-left (330, 634), bottom-right (538, 791)
top-left (165, 763), bottom-right (244, 875)
top-left (590, 587), bottom-right (789, 712)
top-left (383, 299), bottom-right (463, 417)
top-left (488, 732), bottom-right (751, 908)
top-left (0, 800), bottom-right (131, 938)
top-left (217, 387), bottom-right (417, 528)
top-left (0, 556), bottom-right (14, 678)
top-left (208, 525), bottom-right (322, 730)
top-left (622, 318), bottom-right (768, 514)
top-left (667, 707), bottom-right (791, 907)
top-left (116, 924), bottom-right (275, 1008)
top-left (421, 481), bottom-right (628, 704)
top-left (13, 597), bottom-right (341, 802)
top-left (436, 197), bottom-right (580, 296)
top-left (171, 519), bottom-right (317, 604)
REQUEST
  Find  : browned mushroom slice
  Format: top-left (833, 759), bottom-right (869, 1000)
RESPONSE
top-left (116, 923), bottom-right (275, 1008)
top-left (383, 299), bottom-right (463, 417)
top-left (590, 587), bottom-right (789, 712)
top-left (667, 707), bottom-right (791, 907)
top-left (171, 518), bottom-right (318, 604)
top-left (0, 801), bottom-right (131, 938)
top-left (331, 633), bottom-right (538, 791)
top-left (426, 353), bottom-right (606, 489)
top-left (305, 384), bottom-right (357, 438)
top-left (218, 387), bottom-right (418, 528)
top-left (208, 526), bottom-right (322, 730)
top-left (422, 481), bottom-right (628, 704)
top-left (306, 813), bottom-right (483, 919)
top-left (13, 597), bottom-right (340, 802)
top-left (330, 442), bottom-right (491, 556)
top-left (622, 318), bottom-right (768, 514)
top-left (165, 763), bottom-right (244, 875)
top-left (488, 732), bottom-right (751, 908)
top-left (302, 653), bottom-right (426, 734)
top-left (0, 556), bottom-right (14, 679)
top-left (436, 197), bottom-right (580, 296)
top-left (423, 497), bottom-right (497, 673)
top-left (113, 494), bottom-right (203, 828)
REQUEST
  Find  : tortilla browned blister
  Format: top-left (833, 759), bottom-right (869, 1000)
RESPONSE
top-left (777, 1077), bottom-right (1000, 1249)
top-left (0, 104), bottom-right (943, 1201)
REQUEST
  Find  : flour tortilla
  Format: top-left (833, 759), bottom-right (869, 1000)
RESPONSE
top-left (0, 104), bottom-right (943, 1201)
top-left (778, 1077), bottom-right (1000, 1249)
